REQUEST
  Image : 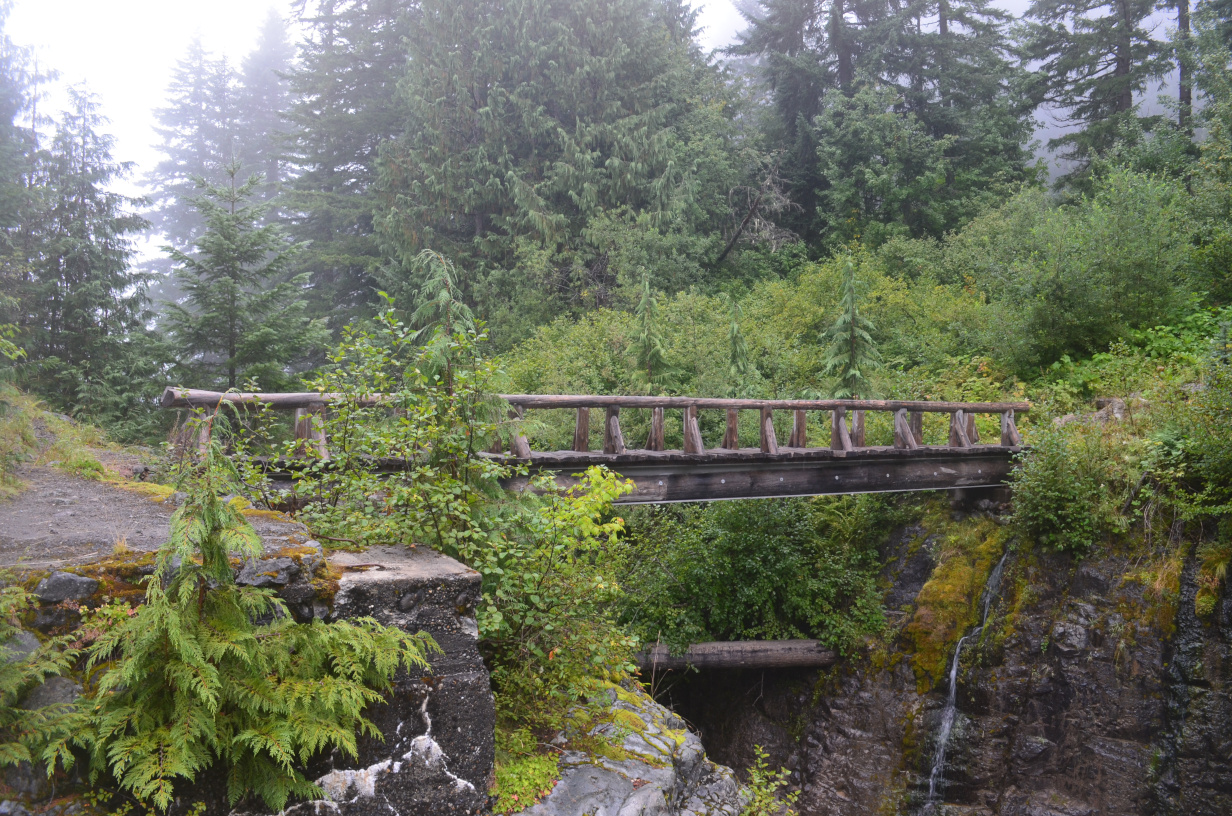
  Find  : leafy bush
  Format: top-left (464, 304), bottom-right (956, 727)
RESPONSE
top-left (1010, 425), bottom-right (1126, 554)
top-left (238, 307), bottom-right (639, 737)
top-left (0, 583), bottom-right (81, 779)
top-left (85, 432), bottom-right (436, 812)
top-left (740, 745), bottom-right (799, 816)
top-left (619, 496), bottom-right (890, 654)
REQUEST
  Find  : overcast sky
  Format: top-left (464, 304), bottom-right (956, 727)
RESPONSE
top-left (6, 0), bottom-right (748, 202)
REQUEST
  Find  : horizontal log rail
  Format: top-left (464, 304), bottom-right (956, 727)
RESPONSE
top-left (161, 387), bottom-right (1028, 460)
top-left (637, 640), bottom-right (837, 671)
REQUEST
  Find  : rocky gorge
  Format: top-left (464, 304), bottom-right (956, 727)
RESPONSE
top-left (657, 503), bottom-right (1232, 816)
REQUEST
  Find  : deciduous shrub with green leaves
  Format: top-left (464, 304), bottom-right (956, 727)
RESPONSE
top-left (84, 427), bottom-right (436, 812)
top-left (619, 495), bottom-right (891, 654)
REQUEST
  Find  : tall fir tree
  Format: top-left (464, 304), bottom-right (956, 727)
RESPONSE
top-left (146, 40), bottom-right (239, 256)
top-left (16, 89), bottom-right (149, 413)
top-left (1022, 0), bottom-right (1170, 169)
top-left (165, 165), bottom-right (326, 390)
top-left (283, 0), bottom-right (416, 330)
top-left (633, 274), bottom-right (671, 392)
top-left (236, 10), bottom-right (295, 204)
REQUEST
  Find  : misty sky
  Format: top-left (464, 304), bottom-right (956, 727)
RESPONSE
top-left (6, 0), bottom-right (747, 202)
top-left (4, 0), bottom-right (1172, 205)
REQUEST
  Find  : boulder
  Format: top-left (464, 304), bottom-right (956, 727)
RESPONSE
top-left (514, 683), bottom-right (746, 816)
top-left (33, 572), bottom-right (98, 604)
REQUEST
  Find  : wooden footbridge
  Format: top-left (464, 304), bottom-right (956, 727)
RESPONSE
top-left (162, 388), bottom-right (1027, 504)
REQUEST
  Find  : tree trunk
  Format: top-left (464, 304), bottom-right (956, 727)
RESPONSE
top-left (1177, 0), bottom-right (1192, 131)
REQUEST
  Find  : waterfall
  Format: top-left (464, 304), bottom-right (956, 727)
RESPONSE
top-left (923, 551), bottom-right (1008, 810)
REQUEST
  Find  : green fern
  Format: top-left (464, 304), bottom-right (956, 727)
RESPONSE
top-left (0, 583), bottom-right (82, 779)
top-left (84, 420), bottom-right (438, 812)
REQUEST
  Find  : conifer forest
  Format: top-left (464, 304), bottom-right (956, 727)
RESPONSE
top-left (4, 0), bottom-right (1232, 814)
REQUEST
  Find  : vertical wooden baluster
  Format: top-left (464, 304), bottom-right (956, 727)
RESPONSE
top-left (573, 407), bottom-right (590, 452)
top-left (293, 407), bottom-right (310, 454)
top-left (893, 409), bottom-right (919, 450)
top-left (197, 413), bottom-right (212, 455)
top-left (831, 408), bottom-right (853, 452)
top-left (760, 407), bottom-right (779, 454)
top-left (948, 410), bottom-right (972, 448)
top-left (721, 408), bottom-right (739, 449)
top-left (510, 407), bottom-right (532, 458)
top-left (850, 410), bottom-right (865, 447)
top-left (788, 409), bottom-right (808, 448)
top-left (966, 411), bottom-right (980, 444)
top-left (646, 407), bottom-right (665, 451)
top-left (909, 411), bottom-right (924, 445)
top-left (604, 407), bottom-right (626, 454)
top-left (1000, 409), bottom-right (1022, 446)
top-left (307, 402), bottom-right (329, 458)
top-left (683, 405), bottom-right (704, 453)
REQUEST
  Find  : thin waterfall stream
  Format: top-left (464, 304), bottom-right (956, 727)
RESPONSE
top-left (923, 551), bottom-right (1009, 811)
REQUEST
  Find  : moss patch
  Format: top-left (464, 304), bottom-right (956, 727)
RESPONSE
top-left (901, 504), bottom-right (1009, 691)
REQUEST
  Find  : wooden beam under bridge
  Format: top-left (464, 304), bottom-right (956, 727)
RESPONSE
top-left (501, 445), bottom-right (1018, 503)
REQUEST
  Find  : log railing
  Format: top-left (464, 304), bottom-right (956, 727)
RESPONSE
top-left (161, 387), bottom-right (1027, 459)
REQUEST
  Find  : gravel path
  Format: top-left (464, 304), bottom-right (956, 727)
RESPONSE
top-left (0, 465), bottom-right (311, 569)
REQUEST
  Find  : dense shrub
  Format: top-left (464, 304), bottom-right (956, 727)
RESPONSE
top-left (618, 495), bottom-right (892, 654)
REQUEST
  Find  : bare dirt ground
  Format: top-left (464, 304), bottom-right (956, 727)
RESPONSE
top-left (0, 464), bottom-right (312, 569)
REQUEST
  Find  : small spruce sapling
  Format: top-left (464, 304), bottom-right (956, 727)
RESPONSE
top-left (84, 409), bottom-right (438, 812)
top-left (819, 259), bottom-right (880, 399)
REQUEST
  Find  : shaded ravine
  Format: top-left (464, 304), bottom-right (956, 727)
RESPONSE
top-left (923, 550), bottom-right (1008, 811)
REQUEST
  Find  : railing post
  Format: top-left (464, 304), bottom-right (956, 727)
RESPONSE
top-left (948, 410), bottom-right (972, 448)
top-left (788, 409), bottom-right (808, 448)
top-left (831, 408), bottom-right (853, 452)
top-left (850, 410), bottom-right (865, 447)
top-left (510, 406), bottom-right (532, 458)
top-left (294, 402), bottom-right (329, 458)
top-left (909, 411), bottom-right (924, 445)
top-left (760, 407), bottom-right (778, 454)
top-left (1001, 409), bottom-right (1022, 446)
top-left (604, 406), bottom-right (626, 454)
top-left (721, 408), bottom-right (739, 449)
top-left (683, 405), bottom-right (704, 454)
top-left (966, 411), bottom-right (980, 444)
top-left (893, 408), bottom-right (919, 450)
top-left (573, 407), bottom-right (590, 452)
top-left (646, 406), bottom-right (665, 451)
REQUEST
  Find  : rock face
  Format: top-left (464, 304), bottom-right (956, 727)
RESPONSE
top-left (515, 683), bottom-right (746, 816)
top-left (660, 519), bottom-right (1232, 816)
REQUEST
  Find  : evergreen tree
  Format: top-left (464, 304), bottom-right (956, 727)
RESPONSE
top-left (819, 258), bottom-right (879, 398)
top-left (376, 0), bottom-right (742, 341)
top-left (633, 273), bottom-right (671, 391)
top-left (165, 165), bottom-right (326, 390)
top-left (236, 10), bottom-right (295, 204)
top-left (17, 89), bottom-right (149, 411)
top-left (146, 40), bottom-right (239, 255)
top-left (284, 0), bottom-right (416, 329)
top-left (1022, 0), bottom-right (1170, 169)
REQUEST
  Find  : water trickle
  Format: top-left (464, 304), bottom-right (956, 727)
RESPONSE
top-left (923, 551), bottom-right (1008, 811)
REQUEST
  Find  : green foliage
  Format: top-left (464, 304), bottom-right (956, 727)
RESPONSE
top-left (164, 164), bottom-right (328, 390)
top-left (1010, 425), bottom-right (1127, 553)
top-left (620, 496), bottom-right (889, 654)
top-left (491, 730), bottom-right (560, 815)
top-left (740, 745), bottom-right (799, 816)
top-left (633, 274), bottom-right (672, 392)
top-left (475, 468), bottom-right (637, 732)
top-left (85, 427), bottom-right (436, 812)
top-left (0, 583), bottom-right (82, 778)
top-left (268, 301), bottom-right (637, 735)
top-left (818, 258), bottom-right (880, 398)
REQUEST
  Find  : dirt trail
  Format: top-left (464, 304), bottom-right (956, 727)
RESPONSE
top-left (0, 465), bottom-right (311, 569)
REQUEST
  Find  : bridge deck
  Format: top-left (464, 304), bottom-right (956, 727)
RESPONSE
top-left (504, 444), bottom-right (1021, 503)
